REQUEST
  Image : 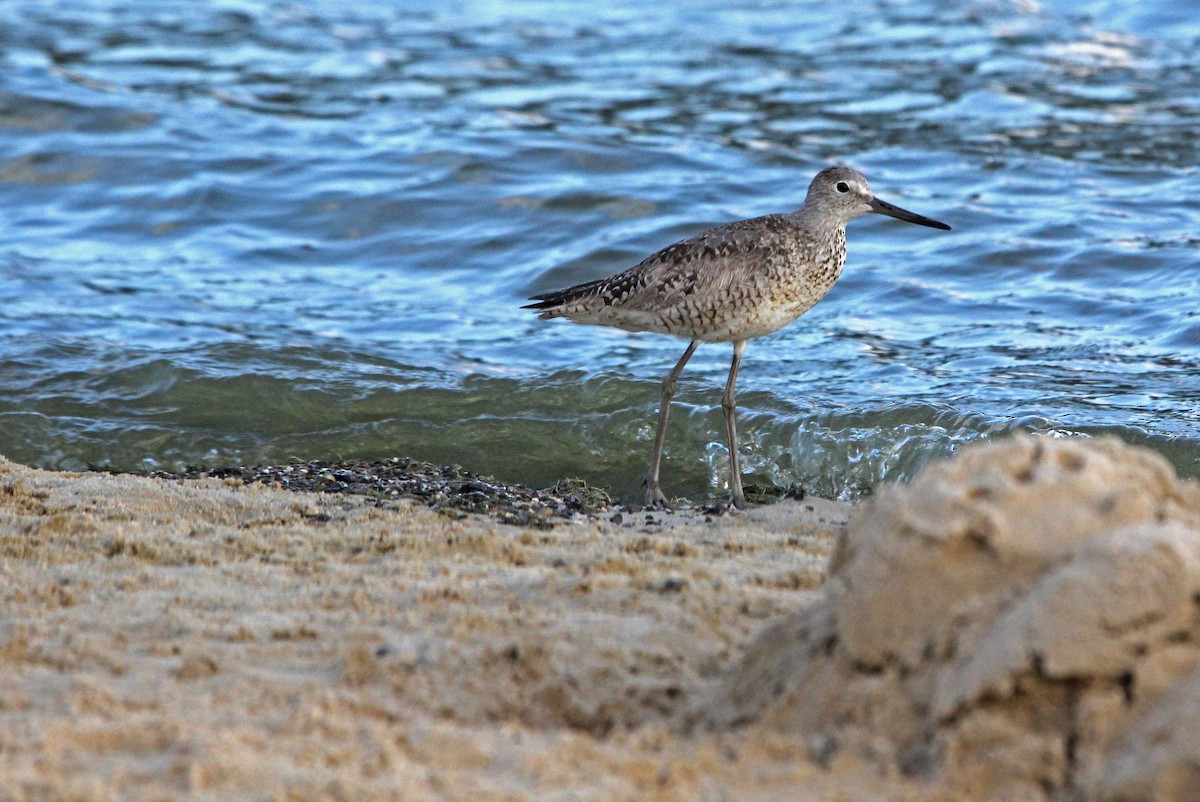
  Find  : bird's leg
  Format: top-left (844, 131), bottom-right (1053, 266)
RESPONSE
top-left (645, 339), bottom-right (700, 508)
top-left (721, 340), bottom-right (747, 510)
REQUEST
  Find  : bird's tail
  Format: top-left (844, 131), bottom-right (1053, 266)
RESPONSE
top-left (522, 277), bottom-right (607, 319)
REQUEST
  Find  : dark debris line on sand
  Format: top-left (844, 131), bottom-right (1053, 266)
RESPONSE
top-left (138, 458), bottom-right (614, 528)
top-left (134, 457), bottom-right (806, 527)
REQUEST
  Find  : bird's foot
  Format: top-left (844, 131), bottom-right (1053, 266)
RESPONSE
top-left (644, 481), bottom-right (673, 510)
top-left (699, 494), bottom-right (746, 515)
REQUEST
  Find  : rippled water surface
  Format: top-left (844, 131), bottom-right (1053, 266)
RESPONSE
top-left (2, 0), bottom-right (1199, 501)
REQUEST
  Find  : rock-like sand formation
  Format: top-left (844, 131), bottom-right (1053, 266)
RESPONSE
top-left (704, 435), bottom-right (1200, 800)
top-left (2, 435), bottom-right (1198, 800)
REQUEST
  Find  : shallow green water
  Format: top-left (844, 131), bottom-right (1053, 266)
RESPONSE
top-left (2, 0), bottom-right (1199, 501)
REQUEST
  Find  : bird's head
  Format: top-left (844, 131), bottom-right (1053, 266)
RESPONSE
top-left (805, 166), bottom-right (950, 230)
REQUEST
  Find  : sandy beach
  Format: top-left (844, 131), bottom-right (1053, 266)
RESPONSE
top-left (3, 435), bottom-right (1199, 801)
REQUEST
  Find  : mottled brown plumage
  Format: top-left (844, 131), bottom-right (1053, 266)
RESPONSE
top-left (525, 166), bottom-right (950, 509)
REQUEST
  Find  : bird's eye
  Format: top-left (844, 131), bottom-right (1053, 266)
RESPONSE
top-left (836, 181), bottom-right (850, 193)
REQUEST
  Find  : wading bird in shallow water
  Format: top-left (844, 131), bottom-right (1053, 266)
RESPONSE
top-left (525, 166), bottom-right (950, 510)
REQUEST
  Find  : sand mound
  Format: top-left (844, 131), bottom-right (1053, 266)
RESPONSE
top-left (702, 435), bottom-right (1200, 800)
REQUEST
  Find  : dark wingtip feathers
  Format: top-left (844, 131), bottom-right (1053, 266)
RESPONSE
top-left (521, 295), bottom-right (557, 310)
top-left (523, 278), bottom-right (605, 313)
top-left (522, 292), bottom-right (572, 320)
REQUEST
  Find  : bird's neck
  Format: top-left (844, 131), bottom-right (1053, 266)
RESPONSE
top-left (786, 207), bottom-right (846, 248)
top-left (787, 204), bottom-right (842, 232)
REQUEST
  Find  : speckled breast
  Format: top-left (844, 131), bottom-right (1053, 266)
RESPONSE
top-left (694, 228), bottom-right (847, 343)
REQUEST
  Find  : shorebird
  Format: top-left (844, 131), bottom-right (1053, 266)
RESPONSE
top-left (524, 166), bottom-right (950, 510)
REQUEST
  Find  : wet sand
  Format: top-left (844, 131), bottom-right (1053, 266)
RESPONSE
top-left (3, 436), bottom-right (1198, 801)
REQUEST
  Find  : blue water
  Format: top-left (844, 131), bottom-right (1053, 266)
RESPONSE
top-left (1, 0), bottom-right (1199, 501)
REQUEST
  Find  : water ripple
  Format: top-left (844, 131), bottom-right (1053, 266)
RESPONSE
top-left (0, 0), bottom-right (1198, 500)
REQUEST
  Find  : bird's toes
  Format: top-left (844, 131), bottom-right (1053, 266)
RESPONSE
top-left (644, 485), bottom-right (673, 510)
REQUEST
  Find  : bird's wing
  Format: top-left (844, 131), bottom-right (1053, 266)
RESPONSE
top-left (525, 214), bottom-right (810, 329)
top-left (616, 219), bottom-right (789, 312)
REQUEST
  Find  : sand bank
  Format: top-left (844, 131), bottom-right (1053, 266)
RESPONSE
top-left (2, 436), bottom-right (1198, 800)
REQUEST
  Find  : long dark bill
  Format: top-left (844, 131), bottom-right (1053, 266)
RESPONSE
top-left (869, 196), bottom-right (951, 230)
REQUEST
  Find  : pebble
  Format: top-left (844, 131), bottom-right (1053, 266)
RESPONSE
top-left (143, 457), bottom-right (618, 528)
